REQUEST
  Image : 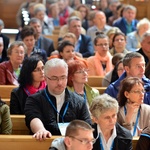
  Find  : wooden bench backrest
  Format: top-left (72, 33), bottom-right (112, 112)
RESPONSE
top-left (0, 85), bottom-right (17, 99)
top-left (44, 34), bottom-right (59, 50)
top-left (10, 115), bottom-right (29, 135)
top-left (0, 135), bottom-right (139, 150)
top-left (0, 135), bottom-right (61, 150)
top-left (93, 87), bottom-right (106, 94)
top-left (87, 76), bottom-right (104, 87)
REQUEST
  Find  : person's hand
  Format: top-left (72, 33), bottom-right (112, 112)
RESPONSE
top-left (33, 129), bottom-right (52, 141)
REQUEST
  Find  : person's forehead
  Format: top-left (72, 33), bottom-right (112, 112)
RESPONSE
top-left (130, 57), bottom-right (145, 64)
top-left (70, 20), bottom-right (81, 25)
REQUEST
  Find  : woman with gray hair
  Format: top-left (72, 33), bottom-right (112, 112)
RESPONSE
top-left (126, 18), bottom-right (150, 52)
top-left (90, 93), bottom-right (132, 150)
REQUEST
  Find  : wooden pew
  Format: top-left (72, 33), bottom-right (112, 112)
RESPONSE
top-left (0, 85), bottom-right (17, 99)
top-left (10, 115), bottom-right (29, 135)
top-left (0, 135), bottom-right (139, 150)
top-left (3, 98), bottom-right (10, 106)
top-left (0, 135), bottom-right (61, 150)
top-left (44, 34), bottom-right (59, 50)
top-left (87, 76), bottom-right (104, 87)
top-left (93, 87), bottom-right (106, 94)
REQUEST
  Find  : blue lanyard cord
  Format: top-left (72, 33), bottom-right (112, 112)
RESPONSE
top-left (99, 134), bottom-right (114, 150)
top-left (44, 89), bottom-right (69, 122)
top-left (83, 89), bottom-right (87, 103)
top-left (124, 106), bottom-right (140, 136)
top-left (140, 133), bottom-right (150, 138)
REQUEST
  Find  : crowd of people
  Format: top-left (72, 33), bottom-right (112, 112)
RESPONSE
top-left (0, 0), bottom-right (150, 150)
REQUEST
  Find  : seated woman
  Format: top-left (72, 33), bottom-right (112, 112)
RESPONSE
top-left (10, 55), bottom-right (46, 114)
top-left (90, 94), bottom-right (132, 150)
top-left (67, 60), bottom-right (99, 106)
top-left (126, 18), bottom-right (150, 52)
top-left (49, 40), bottom-right (86, 63)
top-left (110, 32), bottom-right (129, 56)
top-left (87, 32), bottom-right (113, 76)
top-left (0, 41), bottom-right (26, 85)
top-left (102, 53), bottom-right (124, 87)
top-left (117, 77), bottom-right (150, 136)
top-left (0, 98), bottom-right (12, 134)
top-left (21, 25), bottom-right (47, 62)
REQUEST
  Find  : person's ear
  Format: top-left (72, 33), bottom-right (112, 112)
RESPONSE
top-left (92, 116), bottom-right (98, 124)
top-left (124, 66), bottom-right (129, 74)
top-left (124, 91), bottom-right (129, 99)
top-left (64, 137), bottom-right (72, 148)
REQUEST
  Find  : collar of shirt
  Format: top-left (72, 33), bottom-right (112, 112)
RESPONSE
top-left (97, 124), bottom-right (117, 150)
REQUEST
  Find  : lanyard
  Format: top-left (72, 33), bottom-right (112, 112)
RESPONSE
top-left (124, 106), bottom-right (140, 136)
top-left (44, 89), bottom-right (69, 122)
top-left (83, 89), bottom-right (87, 103)
top-left (99, 134), bottom-right (114, 150)
top-left (24, 88), bottom-right (31, 96)
top-left (140, 133), bottom-right (150, 138)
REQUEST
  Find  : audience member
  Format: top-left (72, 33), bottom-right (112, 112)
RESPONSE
top-left (24, 58), bottom-right (92, 140)
top-left (49, 41), bottom-right (85, 63)
top-left (90, 94), bottom-right (132, 150)
top-left (57, 0), bottom-right (74, 25)
top-left (49, 120), bottom-right (95, 150)
top-left (87, 11), bottom-right (112, 42)
top-left (126, 18), bottom-right (150, 52)
top-left (0, 37), bottom-right (7, 63)
top-left (10, 55), bottom-right (46, 114)
top-left (136, 122), bottom-right (150, 150)
top-left (0, 98), bottom-right (12, 134)
top-left (28, 18), bottom-right (54, 56)
top-left (113, 5), bottom-right (138, 35)
top-left (67, 60), bottom-right (99, 106)
top-left (0, 19), bottom-right (10, 61)
top-left (67, 16), bottom-right (94, 57)
top-left (87, 32), bottom-right (112, 76)
top-left (106, 27), bottom-right (121, 49)
top-left (34, 3), bottom-right (54, 35)
top-left (58, 11), bottom-right (86, 39)
top-left (0, 41), bottom-right (26, 85)
top-left (110, 32), bottom-right (129, 56)
top-left (20, 25), bottom-right (47, 62)
top-left (137, 30), bottom-right (150, 66)
top-left (76, 4), bottom-right (90, 31)
top-left (102, 53), bottom-right (124, 87)
top-left (117, 77), bottom-right (150, 136)
top-left (105, 52), bottom-right (150, 105)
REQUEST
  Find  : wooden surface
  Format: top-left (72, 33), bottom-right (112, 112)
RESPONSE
top-left (87, 76), bottom-right (104, 87)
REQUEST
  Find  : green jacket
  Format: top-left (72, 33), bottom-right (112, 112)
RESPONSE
top-left (0, 104), bottom-right (12, 134)
top-left (67, 83), bottom-right (99, 105)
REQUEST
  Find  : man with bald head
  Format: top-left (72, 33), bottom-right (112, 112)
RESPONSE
top-left (87, 11), bottom-right (112, 42)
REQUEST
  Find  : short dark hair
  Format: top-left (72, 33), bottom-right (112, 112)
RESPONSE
top-left (21, 25), bottom-right (36, 40)
top-left (18, 55), bottom-right (44, 87)
top-left (57, 41), bottom-right (74, 53)
top-left (94, 32), bottom-right (108, 46)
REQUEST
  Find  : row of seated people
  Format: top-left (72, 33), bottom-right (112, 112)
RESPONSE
top-left (0, 58), bottom-right (150, 150)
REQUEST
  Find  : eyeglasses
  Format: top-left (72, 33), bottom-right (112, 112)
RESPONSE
top-left (33, 66), bottom-right (44, 72)
top-left (96, 43), bottom-right (109, 47)
top-left (75, 69), bottom-right (89, 74)
top-left (69, 136), bottom-right (96, 145)
top-left (13, 51), bottom-right (25, 55)
top-left (46, 75), bottom-right (67, 82)
top-left (130, 90), bottom-right (145, 94)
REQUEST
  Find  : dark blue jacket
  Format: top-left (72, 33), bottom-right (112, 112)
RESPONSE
top-left (113, 17), bottom-right (138, 35)
top-left (105, 72), bottom-right (150, 105)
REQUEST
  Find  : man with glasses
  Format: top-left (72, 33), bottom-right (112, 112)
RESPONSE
top-left (49, 120), bottom-right (95, 150)
top-left (24, 58), bottom-right (92, 140)
top-left (105, 52), bottom-right (150, 105)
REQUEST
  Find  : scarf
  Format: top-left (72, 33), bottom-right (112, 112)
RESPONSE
top-left (24, 81), bottom-right (46, 96)
top-left (94, 51), bottom-right (112, 76)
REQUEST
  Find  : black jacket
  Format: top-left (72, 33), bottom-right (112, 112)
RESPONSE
top-left (10, 87), bottom-right (28, 114)
top-left (92, 123), bottom-right (132, 150)
top-left (24, 87), bottom-right (92, 135)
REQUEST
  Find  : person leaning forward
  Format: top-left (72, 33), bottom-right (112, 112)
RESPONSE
top-left (24, 58), bottom-right (92, 141)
